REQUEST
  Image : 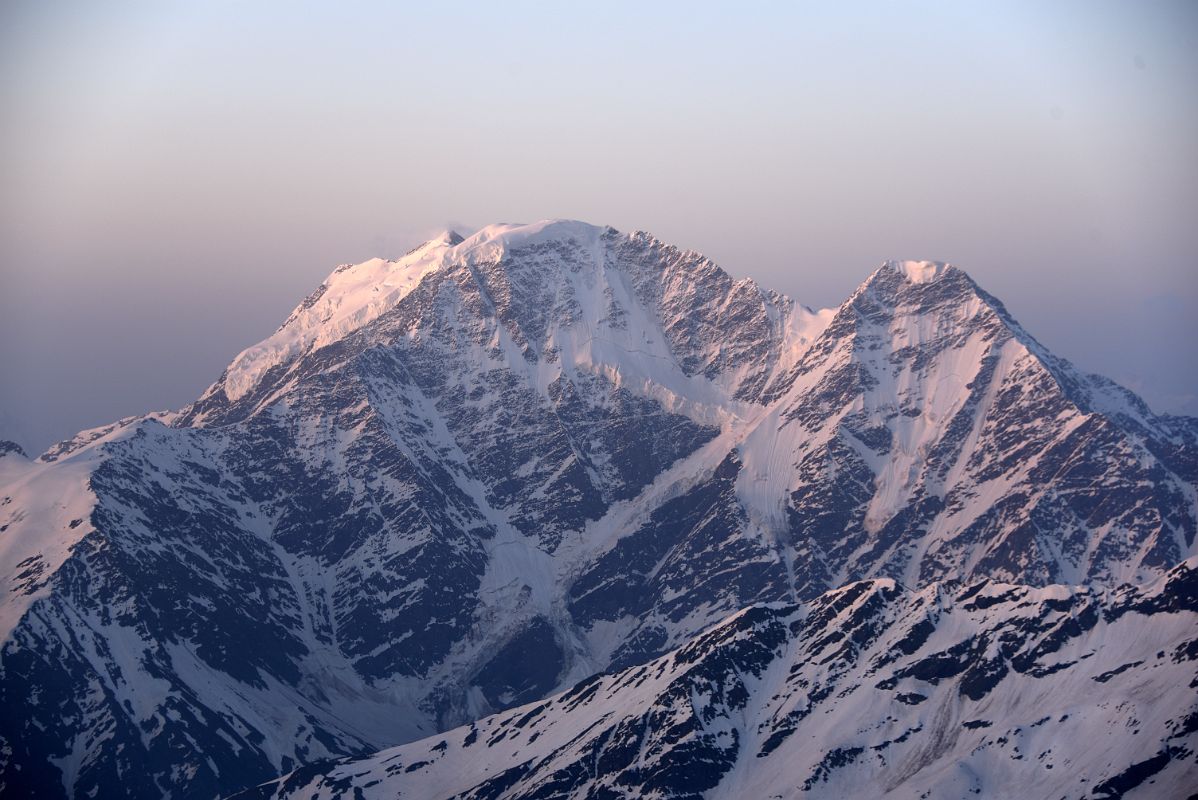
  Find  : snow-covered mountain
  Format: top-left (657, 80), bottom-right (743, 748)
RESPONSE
top-left (238, 560), bottom-right (1198, 800)
top-left (1, 220), bottom-right (1194, 799)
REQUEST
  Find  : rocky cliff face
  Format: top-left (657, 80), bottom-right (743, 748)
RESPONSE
top-left (1, 221), bottom-right (1193, 798)
top-left (240, 560), bottom-right (1198, 800)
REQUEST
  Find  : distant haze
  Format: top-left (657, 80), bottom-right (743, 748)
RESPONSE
top-left (2, 1), bottom-right (1195, 453)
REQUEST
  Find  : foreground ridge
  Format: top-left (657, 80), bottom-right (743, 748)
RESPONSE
top-left (241, 562), bottom-right (1198, 799)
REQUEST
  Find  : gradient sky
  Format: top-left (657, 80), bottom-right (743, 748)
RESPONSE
top-left (1, 1), bottom-right (1195, 453)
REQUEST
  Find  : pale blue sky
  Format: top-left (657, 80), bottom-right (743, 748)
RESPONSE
top-left (1, 2), bottom-right (1195, 452)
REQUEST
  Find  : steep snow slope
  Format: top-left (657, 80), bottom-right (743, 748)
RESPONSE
top-left (753, 260), bottom-right (1196, 590)
top-left (220, 231), bottom-right (463, 402)
top-left (1, 221), bottom-right (1194, 799)
top-left (239, 560), bottom-right (1198, 800)
top-left (0, 438), bottom-right (98, 642)
top-left (564, 258), bottom-right (1197, 668)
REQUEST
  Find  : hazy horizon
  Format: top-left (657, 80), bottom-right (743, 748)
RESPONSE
top-left (2, 1), bottom-right (1196, 453)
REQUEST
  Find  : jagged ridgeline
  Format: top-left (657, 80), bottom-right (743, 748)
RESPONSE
top-left (1, 220), bottom-right (1195, 798)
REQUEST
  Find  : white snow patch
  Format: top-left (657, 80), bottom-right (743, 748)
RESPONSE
top-left (887, 259), bottom-right (951, 284)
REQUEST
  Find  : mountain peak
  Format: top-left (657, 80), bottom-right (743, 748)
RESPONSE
top-left (882, 259), bottom-right (954, 284)
top-left (200, 219), bottom-right (700, 408)
top-left (456, 219), bottom-right (608, 251)
top-left (842, 259), bottom-right (973, 312)
top-left (439, 229), bottom-right (465, 246)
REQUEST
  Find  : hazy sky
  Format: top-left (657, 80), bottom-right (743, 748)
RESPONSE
top-left (2, 1), bottom-right (1195, 453)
